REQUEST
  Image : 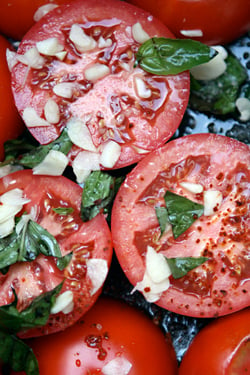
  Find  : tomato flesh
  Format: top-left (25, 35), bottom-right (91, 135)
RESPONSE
top-left (111, 133), bottom-right (250, 317)
top-left (0, 170), bottom-right (112, 337)
top-left (11, 0), bottom-right (189, 170)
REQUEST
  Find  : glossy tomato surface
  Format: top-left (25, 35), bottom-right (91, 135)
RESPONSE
top-left (126, 0), bottom-right (250, 45)
top-left (0, 0), bottom-right (72, 40)
top-left (0, 35), bottom-right (24, 160)
top-left (179, 308), bottom-right (250, 374)
top-left (11, 0), bottom-right (190, 170)
top-left (111, 133), bottom-right (250, 318)
top-left (15, 297), bottom-right (178, 375)
top-left (0, 170), bottom-right (112, 337)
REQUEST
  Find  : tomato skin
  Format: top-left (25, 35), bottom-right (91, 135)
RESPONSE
top-left (0, 35), bottom-right (24, 160)
top-left (0, 170), bottom-right (113, 337)
top-left (0, 0), bottom-right (72, 40)
top-left (111, 133), bottom-right (250, 318)
top-left (126, 0), bottom-right (250, 45)
top-left (179, 308), bottom-right (250, 374)
top-left (12, 297), bottom-right (178, 375)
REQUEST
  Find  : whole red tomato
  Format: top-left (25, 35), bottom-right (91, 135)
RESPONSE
top-left (11, 297), bottom-right (178, 374)
top-left (179, 308), bottom-right (250, 374)
top-left (0, 0), bottom-right (73, 40)
top-left (126, 0), bottom-right (250, 45)
top-left (0, 35), bottom-right (24, 160)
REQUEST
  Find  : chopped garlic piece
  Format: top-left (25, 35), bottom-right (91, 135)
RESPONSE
top-left (102, 357), bottom-right (132, 375)
top-left (134, 76), bottom-right (151, 98)
top-left (36, 37), bottom-right (64, 56)
top-left (51, 291), bottom-right (74, 314)
top-left (69, 24), bottom-right (97, 52)
top-left (100, 141), bottom-right (121, 168)
top-left (33, 150), bottom-right (68, 176)
top-left (0, 217), bottom-right (15, 238)
top-left (23, 107), bottom-right (50, 127)
top-left (6, 48), bottom-right (18, 71)
top-left (53, 82), bottom-right (76, 99)
top-left (203, 190), bottom-right (223, 216)
top-left (33, 3), bottom-right (59, 22)
top-left (98, 36), bottom-right (112, 48)
top-left (86, 258), bottom-right (108, 295)
top-left (180, 29), bottom-right (203, 37)
top-left (180, 181), bottom-right (204, 194)
top-left (132, 246), bottom-right (171, 303)
top-left (17, 47), bottom-right (45, 69)
top-left (235, 97), bottom-right (250, 122)
top-left (190, 45), bottom-right (228, 81)
top-left (44, 99), bottom-right (60, 124)
top-left (72, 151), bottom-right (100, 184)
top-left (85, 63), bottom-right (110, 82)
top-left (0, 188), bottom-right (30, 206)
top-left (132, 22), bottom-right (150, 44)
top-left (67, 118), bottom-right (97, 152)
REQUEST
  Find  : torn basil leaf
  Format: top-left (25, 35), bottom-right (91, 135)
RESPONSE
top-left (0, 331), bottom-right (39, 375)
top-left (0, 219), bottom-right (67, 272)
top-left (155, 206), bottom-right (170, 235)
top-left (166, 256), bottom-right (209, 279)
top-left (164, 191), bottom-right (204, 238)
top-left (136, 38), bottom-right (215, 75)
top-left (0, 282), bottom-right (63, 333)
top-left (53, 207), bottom-right (74, 215)
top-left (18, 128), bottom-right (72, 169)
top-left (189, 53), bottom-right (248, 115)
top-left (81, 170), bottom-right (124, 222)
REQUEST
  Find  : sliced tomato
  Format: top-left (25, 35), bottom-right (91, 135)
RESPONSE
top-left (11, 0), bottom-right (189, 171)
top-left (179, 308), bottom-right (250, 374)
top-left (12, 297), bottom-right (178, 375)
top-left (111, 133), bottom-right (250, 318)
top-left (0, 170), bottom-right (112, 337)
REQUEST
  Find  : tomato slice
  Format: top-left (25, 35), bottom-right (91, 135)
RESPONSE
top-left (111, 133), bottom-right (250, 318)
top-left (11, 0), bottom-right (189, 171)
top-left (0, 170), bottom-right (112, 337)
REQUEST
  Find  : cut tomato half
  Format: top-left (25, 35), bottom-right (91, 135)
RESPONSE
top-left (111, 133), bottom-right (250, 318)
top-left (11, 0), bottom-right (189, 172)
top-left (0, 170), bottom-right (112, 337)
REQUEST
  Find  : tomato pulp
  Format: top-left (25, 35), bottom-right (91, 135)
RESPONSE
top-left (111, 133), bottom-right (250, 318)
top-left (11, 0), bottom-right (189, 171)
top-left (0, 170), bottom-right (112, 337)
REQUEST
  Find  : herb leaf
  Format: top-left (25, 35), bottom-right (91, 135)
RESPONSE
top-left (19, 128), bottom-right (72, 169)
top-left (189, 53), bottom-right (248, 115)
top-left (136, 37), bottom-right (215, 75)
top-left (166, 256), bottom-right (208, 279)
top-left (53, 207), bottom-right (74, 215)
top-left (0, 282), bottom-right (63, 333)
top-left (81, 171), bottom-right (124, 222)
top-left (164, 191), bottom-right (204, 238)
top-left (155, 206), bottom-right (170, 235)
top-left (0, 331), bottom-right (39, 375)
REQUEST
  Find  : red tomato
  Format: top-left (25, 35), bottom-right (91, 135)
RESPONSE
top-left (179, 308), bottom-right (250, 374)
top-left (0, 0), bottom-right (72, 40)
top-left (126, 0), bottom-right (250, 45)
top-left (111, 133), bottom-right (250, 318)
top-left (11, 0), bottom-right (190, 170)
top-left (14, 297), bottom-right (178, 375)
top-left (0, 170), bottom-right (112, 337)
top-left (0, 35), bottom-right (24, 160)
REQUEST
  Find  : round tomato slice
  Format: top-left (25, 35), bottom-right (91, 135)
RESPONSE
top-left (111, 133), bottom-right (250, 318)
top-left (11, 0), bottom-right (189, 172)
top-left (0, 170), bottom-right (112, 337)
top-left (13, 297), bottom-right (178, 375)
top-left (179, 308), bottom-right (250, 374)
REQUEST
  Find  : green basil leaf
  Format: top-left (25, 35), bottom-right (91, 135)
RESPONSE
top-left (52, 207), bottom-right (74, 215)
top-left (0, 332), bottom-right (39, 375)
top-left (164, 191), bottom-right (204, 238)
top-left (19, 128), bottom-right (72, 169)
top-left (155, 206), bottom-right (170, 235)
top-left (166, 256), bottom-right (209, 279)
top-left (3, 131), bottom-right (39, 162)
top-left (136, 37), bottom-right (215, 75)
top-left (56, 252), bottom-right (72, 271)
top-left (189, 53), bottom-right (248, 115)
top-left (81, 171), bottom-right (124, 222)
top-left (0, 282), bottom-right (63, 333)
